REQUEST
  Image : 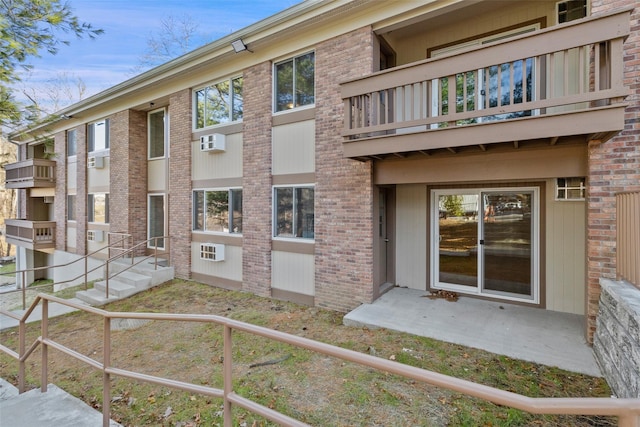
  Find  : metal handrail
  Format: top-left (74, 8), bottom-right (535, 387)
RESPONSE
top-left (1, 294), bottom-right (639, 427)
top-left (100, 235), bottom-right (171, 298)
top-left (0, 234), bottom-right (170, 308)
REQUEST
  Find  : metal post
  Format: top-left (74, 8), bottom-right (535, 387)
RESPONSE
top-left (18, 319), bottom-right (25, 393)
top-left (223, 324), bottom-right (233, 427)
top-left (41, 300), bottom-right (48, 392)
top-left (103, 317), bottom-right (111, 427)
top-left (21, 270), bottom-right (26, 310)
top-left (84, 255), bottom-right (88, 290)
top-left (619, 414), bottom-right (640, 427)
top-left (105, 261), bottom-right (110, 299)
top-left (154, 239), bottom-right (158, 270)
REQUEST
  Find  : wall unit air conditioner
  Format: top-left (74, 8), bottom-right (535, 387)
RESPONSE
top-left (200, 243), bottom-right (225, 262)
top-left (87, 156), bottom-right (104, 169)
top-left (87, 230), bottom-right (104, 242)
top-left (199, 133), bottom-right (226, 152)
top-left (43, 196), bottom-right (54, 204)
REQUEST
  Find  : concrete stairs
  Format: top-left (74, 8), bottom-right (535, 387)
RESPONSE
top-left (75, 257), bottom-right (174, 306)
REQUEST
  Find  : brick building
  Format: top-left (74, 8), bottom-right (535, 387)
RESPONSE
top-left (6, 0), bottom-right (639, 347)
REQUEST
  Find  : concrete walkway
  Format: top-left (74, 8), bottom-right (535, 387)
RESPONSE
top-left (344, 287), bottom-right (602, 377)
top-left (0, 378), bottom-right (121, 426)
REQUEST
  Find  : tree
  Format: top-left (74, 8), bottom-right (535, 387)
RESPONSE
top-left (0, 136), bottom-right (17, 257)
top-left (19, 70), bottom-right (87, 119)
top-left (0, 0), bottom-right (102, 128)
top-left (134, 14), bottom-right (208, 72)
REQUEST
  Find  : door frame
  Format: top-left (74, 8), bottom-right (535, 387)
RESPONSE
top-left (373, 186), bottom-right (396, 299)
top-left (430, 186), bottom-right (540, 304)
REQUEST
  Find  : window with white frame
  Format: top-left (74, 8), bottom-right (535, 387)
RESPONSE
top-left (88, 193), bottom-right (109, 223)
top-left (193, 189), bottom-right (242, 233)
top-left (148, 109), bottom-right (166, 159)
top-left (67, 129), bottom-right (76, 157)
top-left (274, 52), bottom-right (315, 112)
top-left (556, 177), bottom-right (586, 200)
top-left (67, 195), bottom-right (76, 221)
top-left (88, 119), bottom-right (110, 152)
top-left (194, 76), bottom-right (243, 129)
top-left (274, 186), bottom-right (314, 239)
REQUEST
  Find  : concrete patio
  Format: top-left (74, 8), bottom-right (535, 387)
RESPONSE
top-left (344, 287), bottom-right (601, 377)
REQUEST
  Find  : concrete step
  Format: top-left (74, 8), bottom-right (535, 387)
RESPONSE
top-left (75, 288), bottom-right (120, 306)
top-left (94, 280), bottom-right (138, 298)
top-left (110, 258), bottom-right (175, 286)
top-left (105, 270), bottom-right (151, 290)
top-left (0, 379), bottom-right (121, 426)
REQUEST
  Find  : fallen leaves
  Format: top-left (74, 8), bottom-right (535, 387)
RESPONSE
top-left (424, 290), bottom-right (459, 302)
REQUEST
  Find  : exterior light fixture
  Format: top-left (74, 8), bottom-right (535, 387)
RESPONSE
top-left (231, 39), bottom-right (250, 53)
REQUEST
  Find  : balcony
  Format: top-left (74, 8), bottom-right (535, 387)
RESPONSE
top-left (341, 9), bottom-right (631, 160)
top-left (4, 219), bottom-right (56, 251)
top-left (4, 158), bottom-right (56, 189)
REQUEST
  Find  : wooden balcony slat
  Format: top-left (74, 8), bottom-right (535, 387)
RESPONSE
top-left (4, 220), bottom-right (56, 250)
top-left (342, 88), bottom-right (629, 138)
top-left (341, 9), bottom-right (632, 98)
top-left (339, 9), bottom-right (631, 158)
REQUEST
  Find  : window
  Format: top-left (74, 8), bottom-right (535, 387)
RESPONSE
top-left (67, 195), bottom-right (76, 221)
top-left (67, 130), bottom-right (76, 157)
top-left (274, 186), bottom-right (314, 239)
top-left (88, 119), bottom-right (110, 152)
top-left (88, 193), bottom-right (109, 223)
top-left (556, 177), bottom-right (586, 200)
top-left (148, 109), bottom-right (166, 159)
top-left (148, 194), bottom-right (165, 249)
top-left (557, 0), bottom-right (587, 24)
top-left (274, 52), bottom-right (315, 112)
top-left (194, 76), bottom-right (243, 129)
top-left (193, 189), bottom-right (242, 233)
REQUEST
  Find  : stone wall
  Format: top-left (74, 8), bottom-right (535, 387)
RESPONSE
top-left (593, 278), bottom-right (640, 398)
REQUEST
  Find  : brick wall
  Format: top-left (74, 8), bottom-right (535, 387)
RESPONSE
top-left (168, 89), bottom-right (193, 278)
top-left (587, 1), bottom-right (640, 340)
top-left (75, 125), bottom-right (87, 254)
top-left (110, 112), bottom-right (131, 237)
top-left (110, 110), bottom-right (148, 252)
top-left (54, 131), bottom-right (66, 251)
top-left (242, 61), bottom-right (273, 298)
top-left (314, 26), bottom-right (375, 312)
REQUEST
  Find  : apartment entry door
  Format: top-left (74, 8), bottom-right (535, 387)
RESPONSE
top-left (431, 188), bottom-right (539, 303)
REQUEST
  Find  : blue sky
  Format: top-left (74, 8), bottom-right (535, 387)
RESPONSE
top-left (19, 0), bottom-right (299, 110)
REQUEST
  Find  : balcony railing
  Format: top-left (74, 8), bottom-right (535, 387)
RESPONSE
top-left (341, 9), bottom-right (631, 159)
top-left (4, 158), bottom-right (56, 189)
top-left (617, 191), bottom-right (640, 288)
top-left (4, 219), bottom-right (56, 251)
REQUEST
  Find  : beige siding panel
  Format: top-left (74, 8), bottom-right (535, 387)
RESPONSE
top-left (545, 179), bottom-right (585, 314)
top-left (191, 242), bottom-right (242, 282)
top-left (192, 132), bottom-right (242, 181)
top-left (147, 158), bottom-right (167, 192)
top-left (66, 227), bottom-right (76, 250)
top-left (272, 120), bottom-right (315, 175)
top-left (395, 184), bottom-right (427, 290)
top-left (271, 251), bottom-right (315, 296)
top-left (388, 1), bottom-right (554, 65)
top-left (67, 158), bottom-right (77, 191)
top-left (87, 156), bottom-right (110, 189)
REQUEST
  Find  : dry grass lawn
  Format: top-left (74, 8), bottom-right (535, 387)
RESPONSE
top-left (0, 280), bottom-right (614, 426)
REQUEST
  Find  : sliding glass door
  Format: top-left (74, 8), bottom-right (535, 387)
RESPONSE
top-left (433, 188), bottom-right (538, 303)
